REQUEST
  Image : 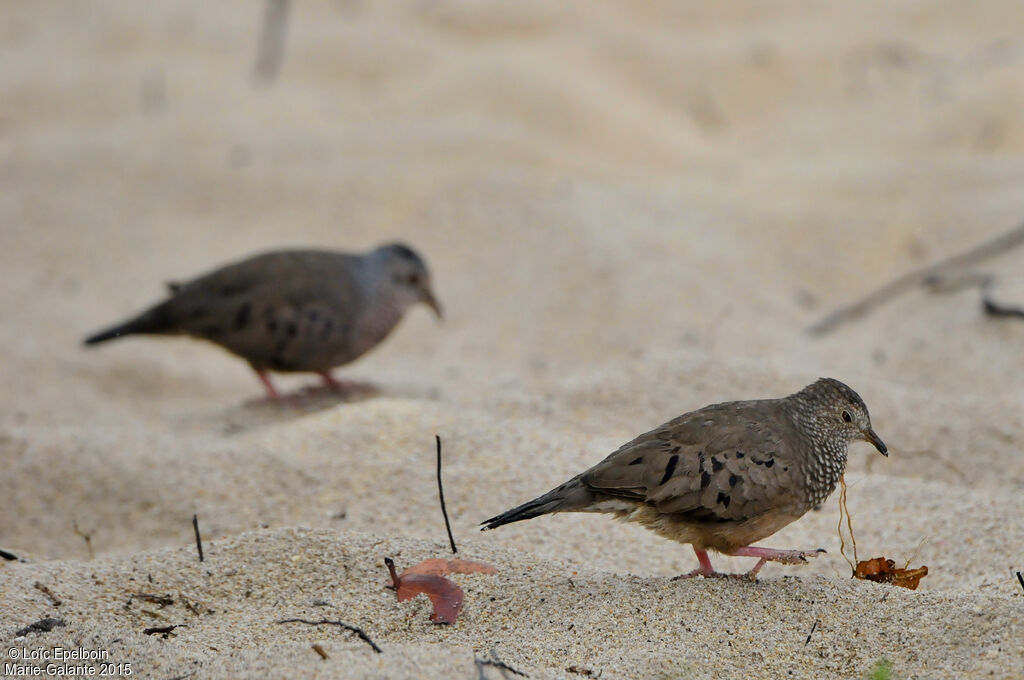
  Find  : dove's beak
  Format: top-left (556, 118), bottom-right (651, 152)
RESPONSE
top-left (423, 288), bottom-right (443, 320)
top-left (865, 428), bottom-right (888, 457)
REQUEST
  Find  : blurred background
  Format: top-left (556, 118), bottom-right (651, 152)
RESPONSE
top-left (1, 1), bottom-right (1023, 583)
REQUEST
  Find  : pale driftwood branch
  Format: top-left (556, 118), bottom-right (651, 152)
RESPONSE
top-left (808, 221), bottom-right (1024, 335)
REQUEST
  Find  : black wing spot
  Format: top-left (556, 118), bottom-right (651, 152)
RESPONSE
top-left (668, 445), bottom-right (681, 454)
top-left (698, 451), bottom-right (706, 473)
top-left (716, 492), bottom-right (731, 508)
top-left (628, 457), bottom-right (644, 466)
top-left (729, 474), bottom-right (739, 487)
top-left (659, 454), bottom-right (679, 485)
top-left (735, 451), bottom-right (744, 458)
top-left (235, 302), bottom-right (251, 330)
top-left (764, 459), bottom-right (775, 468)
top-left (711, 457), bottom-right (724, 473)
top-left (700, 471), bottom-right (711, 489)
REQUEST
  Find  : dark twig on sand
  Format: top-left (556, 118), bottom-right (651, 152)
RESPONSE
top-left (192, 515), bottom-right (204, 562)
top-left (475, 647), bottom-right (529, 679)
top-left (1016, 571), bottom-right (1024, 593)
top-left (34, 582), bottom-right (62, 606)
top-left (277, 618), bottom-right (382, 654)
top-left (0, 548), bottom-right (20, 561)
top-left (15, 618), bottom-right (65, 637)
top-left (808, 221), bottom-right (1024, 335)
top-left (253, 0), bottom-right (291, 83)
top-left (804, 620), bottom-right (819, 645)
top-left (982, 294), bottom-right (1024, 320)
top-left (72, 520), bottom-right (95, 560)
top-left (311, 643), bottom-right (329, 660)
top-left (143, 624), bottom-right (184, 637)
top-left (436, 435), bottom-right (458, 554)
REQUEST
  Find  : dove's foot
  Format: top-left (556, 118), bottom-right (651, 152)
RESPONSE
top-left (729, 546), bottom-right (826, 577)
top-left (318, 371), bottom-right (376, 395)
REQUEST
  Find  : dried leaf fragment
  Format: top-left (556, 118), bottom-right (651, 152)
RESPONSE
top-left (854, 557), bottom-right (929, 590)
top-left (391, 558), bottom-right (497, 581)
top-left (384, 557), bottom-right (465, 624)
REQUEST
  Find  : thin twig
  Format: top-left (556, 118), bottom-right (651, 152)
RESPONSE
top-left (72, 520), bottom-right (94, 560)
top-left (0, 548), bottom-right (20, 561)
top-left (474, 647), bottom-right (529, 679)
top-left (837, 475), bottom-right (858, 573)
top-left (253, 0), bottom-right (291, 83)
top-left (804, 620), bottom-right (819, 645)
top-left (808, 221), bottom-right (1024, 335)
top-left (1016, 571), bottom-right (1024, 594)
top-left (436, 435), bottom-right (458, 554)
top-left (192, 515), bottom-right (204, 562)
top-left (384, 557), bottom-right (400, 589)
top-left (311, 643), bottom-right (329, 660)
top-left (143, 624), bottom-right (183, 637)
top-left (277, 618), bottom-right (382, 654)
top-left (34, 582), bottom-right (62, 606)
top-left (982, 294), bottom-right (1024, 320)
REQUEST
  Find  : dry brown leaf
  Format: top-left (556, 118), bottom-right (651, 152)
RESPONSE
top-left (396, 558), bottom-right (498, 579)
top-left (854, 557), bottom-right (929, 590)
top-left (384, 557), bottom-right (466, 624)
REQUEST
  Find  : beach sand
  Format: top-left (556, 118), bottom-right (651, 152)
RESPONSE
top-left (2, 1), bottom-right (1024, 678)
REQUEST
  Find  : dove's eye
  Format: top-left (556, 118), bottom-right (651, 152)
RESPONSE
top-left (406, 273), bottom-right (421, 286)
top-left (841, 410), bottom-right (852, 423)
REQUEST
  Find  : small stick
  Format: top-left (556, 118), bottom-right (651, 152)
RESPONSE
top-left (72, 520), bottom-right (94, 560)
top-left (0, 548), bottom-right (20, 561)
top-left (475, 647), bottom-right (529, 679)
top-left (277, 618), bottom-right (382, 654)
top-left (34, 582), bottom-right (62, 606)
top-left (192, 515), bottom-right (204, 562)
top-left (1016, 571), bottom-right (1024, 593)
top-left (837, 475), bottom-right (858, 573)
top-left (143, 624), bottom-right (183, 637)
top-left (311, 643), bottom-right (329, 660)
top-left (436, 435), bottom-right (458, 554)
top-left (384, 557), bottom-right (401, 589)
top-left (982, 294), bottom-right (1024, 320)
top-left (808, 221), bottom-right (1024, 335)
top-left (804, 620), bottom-right (819, 645)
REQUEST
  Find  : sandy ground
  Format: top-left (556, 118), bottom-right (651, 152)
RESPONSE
top-left (2, 1), bottom-right (1024, 678)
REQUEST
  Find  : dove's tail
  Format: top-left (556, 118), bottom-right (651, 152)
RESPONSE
top-left (481, 477), bottom-right (595, 530)
top-left (83, 304), bottom-right (175, 345)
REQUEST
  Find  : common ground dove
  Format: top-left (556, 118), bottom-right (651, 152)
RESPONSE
top-left (483, 378), bottom-right (887, 578)
top-left (84, 243), bottom-right (441, 398)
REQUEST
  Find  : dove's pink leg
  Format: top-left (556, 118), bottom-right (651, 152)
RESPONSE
top-left (253, 369), bottom-right (281, 400)
top-left (729, 546), bottom-right (826, 577)
top-left (673, 546), bottom-right (719, 579)
top-left (319, 371), bottom-right (342, 390)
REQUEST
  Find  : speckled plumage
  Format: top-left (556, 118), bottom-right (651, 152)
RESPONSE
top-left (84, 243), bottom-right (441, 398)
top-left (482, 378), bottom-right (888, 578)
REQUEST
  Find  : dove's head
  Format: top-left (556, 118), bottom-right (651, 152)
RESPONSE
top-left (370, 243), bottom-right (442, 319)
top-left (791, 378), bottom-right (887, 457)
